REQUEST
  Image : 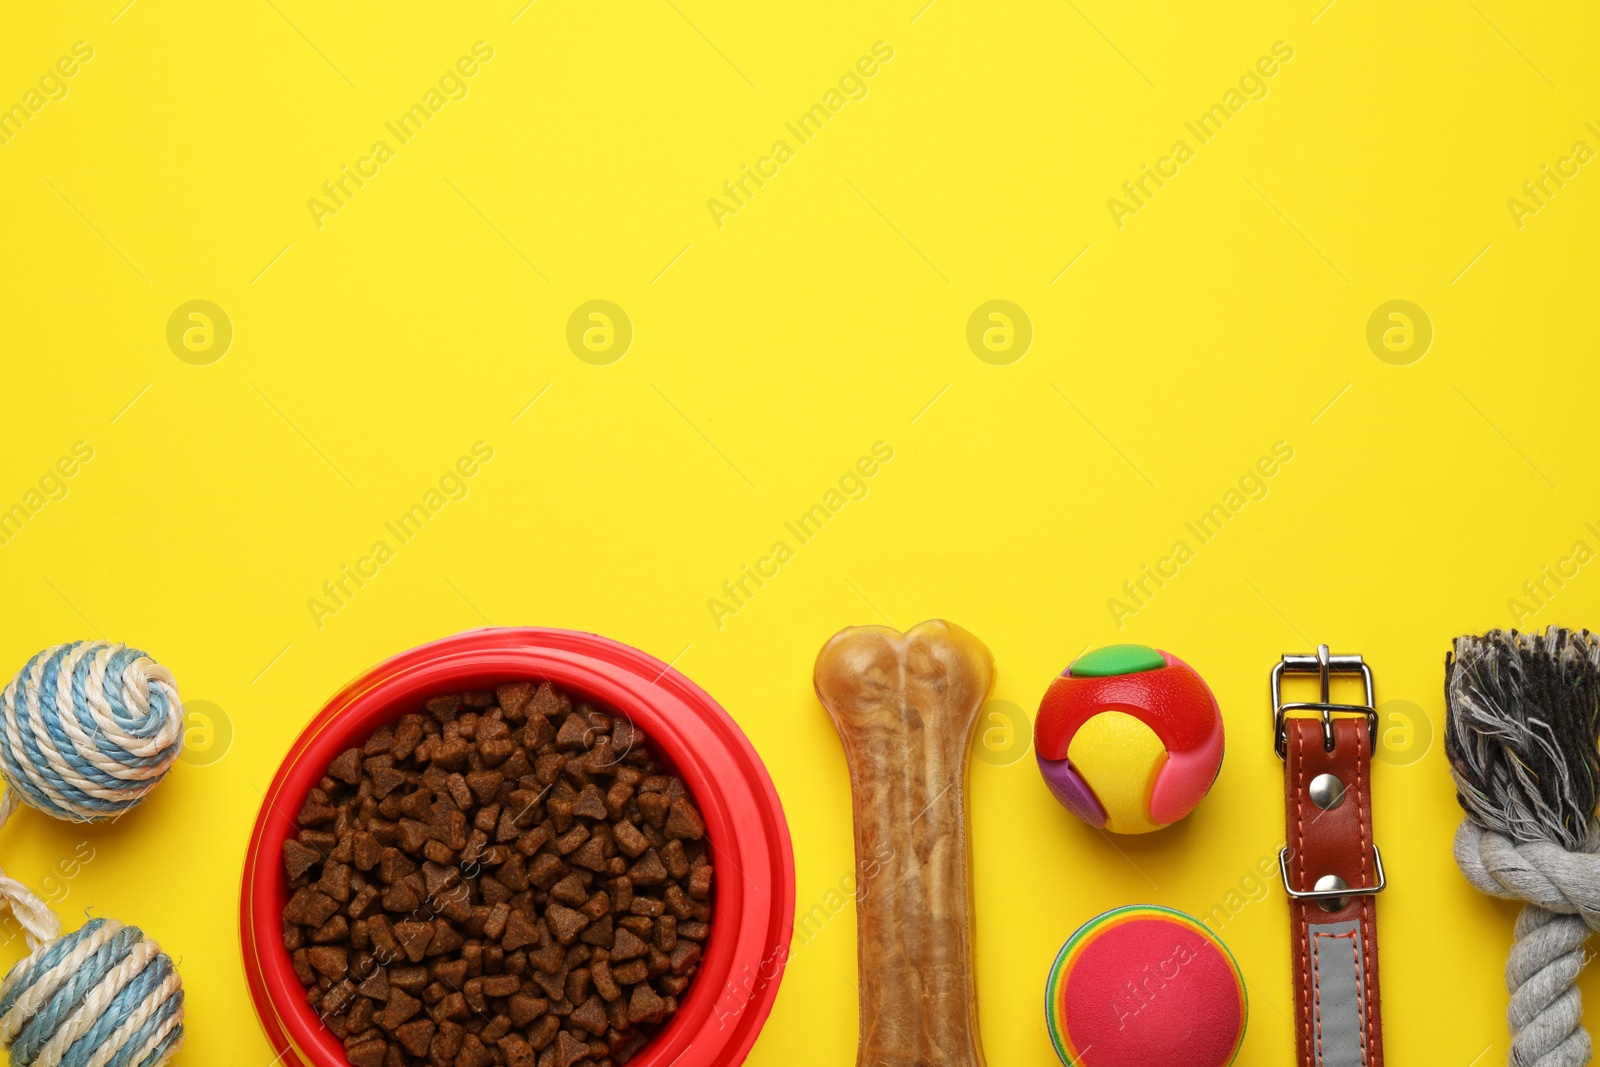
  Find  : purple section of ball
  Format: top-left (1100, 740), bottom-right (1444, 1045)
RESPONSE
top-left (1037, 753), bottom-right (1107, 828)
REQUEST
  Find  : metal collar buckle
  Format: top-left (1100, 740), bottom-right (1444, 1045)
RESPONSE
top-left (1271, 643), bottom-right (1377, 760)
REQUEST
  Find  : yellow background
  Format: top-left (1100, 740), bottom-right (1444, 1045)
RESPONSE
top-left (2, 1), bottom-right (1597, 1064)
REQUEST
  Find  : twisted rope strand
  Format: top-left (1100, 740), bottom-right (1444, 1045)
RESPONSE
top-left (1507, 906), bottom-right (1590, 1067)
top-left (1458, 821), bottom-right (1596, 1066)
top-left (0, 793), bottom-right (63, 953)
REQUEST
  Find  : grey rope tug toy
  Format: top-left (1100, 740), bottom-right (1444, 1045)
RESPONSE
top-left (1446, 627), bottom-right (1600, 1067)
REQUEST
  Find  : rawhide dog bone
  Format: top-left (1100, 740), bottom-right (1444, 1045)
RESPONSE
top-left (814, 619), bottom-right (994, 1067)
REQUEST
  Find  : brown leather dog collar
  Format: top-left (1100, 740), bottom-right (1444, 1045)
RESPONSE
top-left (1272, 646), bottom-right (1386, 1067)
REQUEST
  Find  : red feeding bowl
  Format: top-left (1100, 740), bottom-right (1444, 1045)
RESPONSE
top-left (241, 628), bottom-right (795, 1067)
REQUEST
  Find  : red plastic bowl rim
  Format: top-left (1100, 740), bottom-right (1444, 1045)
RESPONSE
top-left (240, 627), bottom-right (795, 1067)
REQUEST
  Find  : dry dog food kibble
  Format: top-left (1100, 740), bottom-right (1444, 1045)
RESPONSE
top-left (281, 682), bottom-right (714, 1067)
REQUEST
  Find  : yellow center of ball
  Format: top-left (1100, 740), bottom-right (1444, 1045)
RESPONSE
top-left (1066, 711), bottom-right (1168, 834)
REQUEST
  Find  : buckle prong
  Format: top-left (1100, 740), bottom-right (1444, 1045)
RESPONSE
top-left (1271, 644), bottom-right (1377, 759)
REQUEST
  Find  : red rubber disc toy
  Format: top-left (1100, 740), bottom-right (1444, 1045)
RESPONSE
top-left (1045, 905), bottom-right (1247, 1067)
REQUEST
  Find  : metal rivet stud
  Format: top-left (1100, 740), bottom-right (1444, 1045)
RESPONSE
top-left (1309, 773), bottom-right (1346, 811)
top-left (1314, 874), bottom-right (1350, 912)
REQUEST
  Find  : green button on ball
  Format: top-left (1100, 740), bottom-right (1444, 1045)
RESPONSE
top-left (1068, 643), bottom-right (1166, 677)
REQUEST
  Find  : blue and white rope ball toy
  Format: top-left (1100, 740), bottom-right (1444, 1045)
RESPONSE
top-left (0, 641), bottom-right (187, 1067)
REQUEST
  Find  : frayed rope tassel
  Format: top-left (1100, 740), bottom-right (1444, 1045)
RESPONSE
top-left (1447, 627), bottom-right (1600, 1067)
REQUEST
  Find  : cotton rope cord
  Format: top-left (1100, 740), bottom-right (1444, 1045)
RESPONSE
top-left (1446, 627), bottom-right (1600, 1067)
top-left (0, 792), bottom-right (62, 952)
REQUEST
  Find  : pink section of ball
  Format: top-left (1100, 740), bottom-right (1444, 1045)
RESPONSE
top-left (1146, 649), bottom-right (1224, 825)
top-left (1148, 714), bottom-right (1224, 825)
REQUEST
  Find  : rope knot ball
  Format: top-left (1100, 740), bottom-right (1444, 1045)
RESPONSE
top-left (0, 918), bottom-right (184, 1067)
top-left (0, 641), bottom-right (185, 822)
top-left (0, 642), bottom-right (187, 1067)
